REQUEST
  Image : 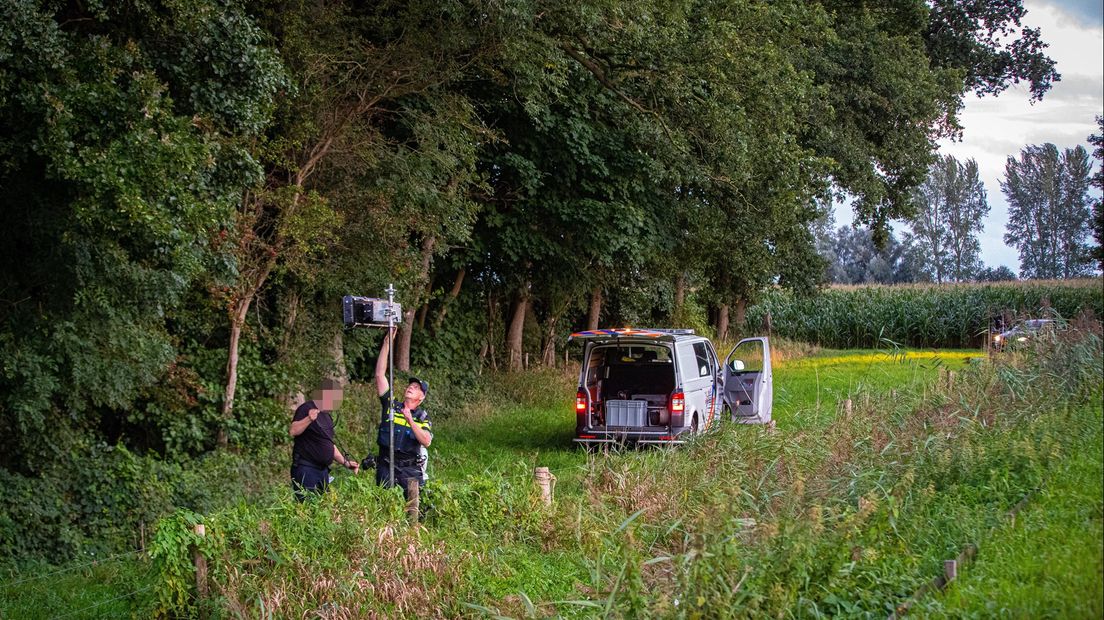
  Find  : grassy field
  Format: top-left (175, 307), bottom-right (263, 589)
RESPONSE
top-left (2, 337), bottom-right (1100, 618)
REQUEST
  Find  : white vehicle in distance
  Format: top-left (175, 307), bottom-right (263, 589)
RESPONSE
top-left (992, 318), bottom-right (1061, 351)
top-left (569, 328), bottom-right (772, 446)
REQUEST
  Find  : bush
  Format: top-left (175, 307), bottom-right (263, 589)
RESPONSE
top-left (0, 441), bottom-right (286, 565)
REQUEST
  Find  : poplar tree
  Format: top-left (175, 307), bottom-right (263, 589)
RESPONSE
top-left (909, 155), bottom-right (989, 282)
top-left (1002, 144), bottom-right (1094, 279)
top-left (1089, 117), bottom-right (1103, 271)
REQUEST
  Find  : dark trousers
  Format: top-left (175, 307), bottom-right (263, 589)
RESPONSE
top-left (291, 463), bottom-right (329, 502)
top-left (375, 458), bottom-right (424, 503)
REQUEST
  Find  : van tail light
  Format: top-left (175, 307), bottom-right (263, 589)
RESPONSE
top-left (670, 392), bottom-right (684, 413)
top-left (576, 390), bottom-right (587, 414)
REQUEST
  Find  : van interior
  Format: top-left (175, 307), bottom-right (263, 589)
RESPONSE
top-left (584, 345), bottom-right (675, 426)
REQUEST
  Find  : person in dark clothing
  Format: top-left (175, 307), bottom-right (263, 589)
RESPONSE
top-left (289, 378), bottom-right (359, 501)
top-left (374, 329), bottom-right (432, 508)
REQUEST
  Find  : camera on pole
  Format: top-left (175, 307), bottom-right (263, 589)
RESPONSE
top-left (342, 295), bottom-right (403, 329)
top-left (341, 286), bottom-right (400, 485)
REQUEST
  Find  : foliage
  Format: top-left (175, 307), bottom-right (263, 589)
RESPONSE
top-left (744, 279), bottom-right (1103, 348)
top-left (148, 509), bottom-right (207, 617)
top-left (0, 0), bottom-right (284, 466)
top-left (923, 0), bottom-right (1059, 102)
top-left (909, 155), bottom-right (990, 282)
top-left (0, 0), bottom-right (1071, 567)
top-left (0, 444), bottom-right (285, 564)
top-left (1089, 116), bottom-right (1104, 271)
top-left (1002, 143), bottom-right (1096, 279)
top-left (818, 221), bottom-right (924, 285)
top-left (975, 265), bottom-right (1018, 282)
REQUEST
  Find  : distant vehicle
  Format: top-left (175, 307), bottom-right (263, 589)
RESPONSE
top-left (569, 328), bottom-right (772, 446)
top-left (992, 319), bottom-right (1060, 350)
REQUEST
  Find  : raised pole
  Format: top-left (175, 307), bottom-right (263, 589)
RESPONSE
top-left (387, 283), bottom-right (396, 486)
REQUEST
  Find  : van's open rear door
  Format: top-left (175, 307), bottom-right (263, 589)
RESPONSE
top-left (721, 337), bottom-right (772, 424)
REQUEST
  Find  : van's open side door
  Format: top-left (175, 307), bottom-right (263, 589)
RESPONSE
top-left (721, 337), bottom-right (772, 424)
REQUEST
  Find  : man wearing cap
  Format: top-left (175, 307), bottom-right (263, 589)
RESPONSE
top-left (374, 329), bottom-right (433, 507)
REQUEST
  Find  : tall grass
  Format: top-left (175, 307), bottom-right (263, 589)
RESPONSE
top-left (744, 278), bottom-right (1103, 348)
top-left (135, 325), bottom-right (1103, 618)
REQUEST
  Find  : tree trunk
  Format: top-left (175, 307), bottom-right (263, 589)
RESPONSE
top-left (506, 284), bottom-right (530, 372)
top-left (541, 307), bottom-right (566, 366)
top-left (587, 286), bottom-right (602, 330)
top-left (717, 303), bottom-right (730, 342)
top-left (734, 297), bottom-right (747, 338)
top-left (416, 302), bottom-right (429, 330)
top-left (330, 329), bottom-right (347, 386)
top-left (219, 294), bottom-right (254, 447)
top-left (278, 290), bottom-right (300, 362)
top-left (673, 273), bottom-right (686, 320)
top-left (396, 235), bottom-right (436, 372)
top-left (432, 267), bottom-right (466, 334)
top-left (487, 293), bottom-right (498, 372)
top-left (397, 307), bottom-right (416, 372)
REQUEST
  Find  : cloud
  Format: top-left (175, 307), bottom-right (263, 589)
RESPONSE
top-left (1040, 73), bottom-right (1104, 104)
top-left (1039, 0), bottom-right (1104, 29)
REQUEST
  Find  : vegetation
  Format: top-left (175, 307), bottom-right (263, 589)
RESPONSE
top-left (3, 327), bottom-right (1100, 617)
top-left (744, 278), bottom-right (1103, 349)
top-left (1003, 143), bottom-right (1097, 279)
top-left (49, 325), bottom-right (1088, 617)
top-left (909, 155), bottom-right (990, 283)
top-left (2, 4), bottom-right (1098, 615)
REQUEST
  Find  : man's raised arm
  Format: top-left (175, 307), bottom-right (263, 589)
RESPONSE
top-left (375, 327), bottom-right (394, 396)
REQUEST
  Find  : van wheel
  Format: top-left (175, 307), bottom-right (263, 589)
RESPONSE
top-left (691, 414), bottom-right (699, 435)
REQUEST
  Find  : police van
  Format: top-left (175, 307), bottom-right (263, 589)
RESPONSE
top-left (570, 328), bottom-right (772, 446)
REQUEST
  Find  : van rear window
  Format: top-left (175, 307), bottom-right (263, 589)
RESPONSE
top-left (586, 345), bottom-right (671, 385)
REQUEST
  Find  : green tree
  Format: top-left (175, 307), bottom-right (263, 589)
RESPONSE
top-left (975, 265), bottom-right (1018, 281)
top-left (1089, 116), bottom-right (1103, 271)
top-left (807, 0), bottom-right (1057, 242)
top-left (909, 155), bottom-right (989, 282)
top-left (0, 0), bottom-right (285, 466)
top-left (823, 226), bottom-right (918, 285)
top-left (1002, 144), bottom-right (1095, 279)
top-left (213, 0), bottom-right (510, 439)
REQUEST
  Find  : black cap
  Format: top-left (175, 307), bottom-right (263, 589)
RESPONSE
top-left (408, 377), bottom-right (429, 398)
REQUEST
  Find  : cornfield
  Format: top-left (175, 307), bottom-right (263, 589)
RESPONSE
top-left (743, 278), bottom-right (1104, 348)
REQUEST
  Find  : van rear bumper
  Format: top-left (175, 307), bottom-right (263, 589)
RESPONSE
top-left (574, 428), bottom-right (688, 445)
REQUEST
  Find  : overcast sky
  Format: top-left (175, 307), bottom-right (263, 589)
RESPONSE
top-left (840, 0), bottom-right (1104, 273)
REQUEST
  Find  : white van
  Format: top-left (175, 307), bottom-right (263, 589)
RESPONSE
top-left (569, 328), bottom-right (772, 445)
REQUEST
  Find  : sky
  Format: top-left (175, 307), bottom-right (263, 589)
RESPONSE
top-left (840, 0), bottom-right (1104, 273)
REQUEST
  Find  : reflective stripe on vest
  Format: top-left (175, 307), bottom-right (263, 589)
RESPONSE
top-left (391, 412), bottom-right (431, 432)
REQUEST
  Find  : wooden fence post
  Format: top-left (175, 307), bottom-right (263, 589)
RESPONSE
top-left (406, 480), bottom-right (421, 524)
top-left (534, 467), bottom-right (556, 506)
top-left (192, 524), bottom-right (208, 617)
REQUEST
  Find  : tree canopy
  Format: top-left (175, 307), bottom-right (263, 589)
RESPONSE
top-left (0, 0), bottom-right (1065, 555)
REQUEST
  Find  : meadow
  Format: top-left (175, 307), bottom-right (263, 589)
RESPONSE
top-left (4, 331), bottom-right (1100, 619)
